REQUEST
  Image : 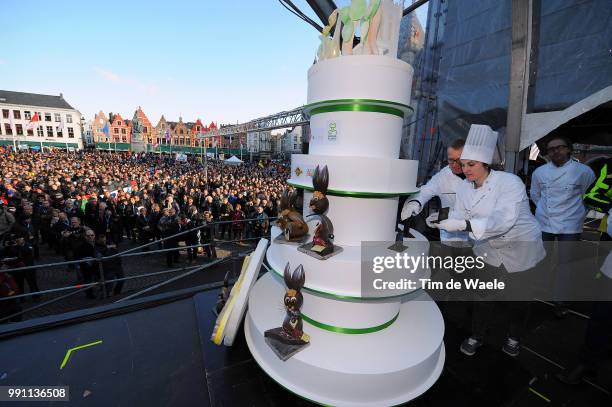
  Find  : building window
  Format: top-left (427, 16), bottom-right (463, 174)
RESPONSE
top-left (57, 127), bottom-right (63, 137)
top-left (143, 126), bottom-right (147, 132)
top-left (27, 128), bottom-right (33, 136)
top-left (24, 111), bottom-right (31, 120)
top-left (54, 113), bottom-right (61, 122)
top-left (37, 126), bottom-right (44, 137)
top-left (13, 110), bottom-right (21, 119)
top-left (116, 121), bottom-right (121, 126)
top-left (2, 109), bottom-right (8, 119)
top-left (45, 113), bottom-right (52, 121)
top-left (122, 137), bottom-right (127, 142)
top-left (15, 124), bottom-right (23, 135)
top-left (66, 114), bottom-right (72, 123)
top-left (4, 124), bottom-right (11, 135)
top-left (68, 127), bottom-right (74, 138)
top-left (121, 128), bottom-right (126, 134)
top-left (114, 128), bottom-right (119, 134)
top-left (46, 126), bottom-right (54, 137)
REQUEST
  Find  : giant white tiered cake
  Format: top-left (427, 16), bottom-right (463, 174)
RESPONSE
top-left (244, 53), bottom-right (445, 406)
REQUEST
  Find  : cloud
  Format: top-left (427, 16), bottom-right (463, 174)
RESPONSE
top-left (93, 66), bottom-right (158, 95)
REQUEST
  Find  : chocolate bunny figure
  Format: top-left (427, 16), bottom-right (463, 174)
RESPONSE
top-left (281, 263), bottom-right (309, 343)
top-left (277, 189), bottom-right (309, 241)
top-left (309, 165), bottom-right (329, 215)
top-left (305, 165), bottom-right (335, 256)
top-left (308, 214), bottom-right (334, 251)
top-left (264, 262), bottom-right (310, 352)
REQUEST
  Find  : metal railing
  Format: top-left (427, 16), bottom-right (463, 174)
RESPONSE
top-left (0, 216), bottom-right (277, 323)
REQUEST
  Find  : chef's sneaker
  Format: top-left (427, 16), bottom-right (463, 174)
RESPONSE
top-left (502, 337), bottom-right (520, 357)
top-left (460, 337), bottom-right (483, 356)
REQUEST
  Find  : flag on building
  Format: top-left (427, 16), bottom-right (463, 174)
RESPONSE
top-left (26, 113), bottom-right (40, 130)
top-left (165, 127), bottom-right (171, 142)
top-left (57, 117), bottom-right (65, 133)
top-left (8, 110), bottom-right (15, 134)
top-left (102, 123), bottom-right (110, 137)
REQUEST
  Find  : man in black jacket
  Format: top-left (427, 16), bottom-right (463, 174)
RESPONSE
top-left (95, 234), bottom-right (124, 297)
top-left (74, 229), bottom-right (98, 299)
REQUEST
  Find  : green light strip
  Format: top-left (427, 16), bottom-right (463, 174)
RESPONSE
top-left (310, 103), bottom-right (405, 118)
top-left (528, 387), bottom-right (551, 403)
top-left (287, 181), bottom-right (417, 198)
top-left (60, 340), bottom-right (103, 370)
top-left (302, 312), bottom-right (398, 334)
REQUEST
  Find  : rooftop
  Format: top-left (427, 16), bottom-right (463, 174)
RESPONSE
top-left (0, 90), bottom-right (75, 110)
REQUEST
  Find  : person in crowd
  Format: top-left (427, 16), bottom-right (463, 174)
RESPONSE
top-left (0, 265), bottom-right (22, 323)
top-left (136, 206), bottom-right (154, 249)
top-left (231, 203), bottom-right (246, 242)
top-left (530, 136), bottom-right (596, 317)
top-left (3, 232), bottom-right (40, 302)
top-left (95, 234), bottom-right (124, 297)
top-left (254, 205), bottom-right (270, 238)
top-left (158, 208), bottom-right (180, 267)
top-left (74, 228), bottom-right (100, 299)
top-left (218, 197), bottom-right (233, 240)
top-left (433, 124), bottom-right (545, 357)
top-left (0, 200), bottom-right (15, 243)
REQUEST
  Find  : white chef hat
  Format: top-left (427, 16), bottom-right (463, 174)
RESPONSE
top-left (460, 124), bottom-right (498, 164)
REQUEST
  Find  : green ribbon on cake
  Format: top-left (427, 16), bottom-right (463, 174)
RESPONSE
top-left (303, 98), bottom-right (414, 119)
top-left (287, 180), bottom-right (417, 198)
top-left (301, 312), bottom-right (399, 334)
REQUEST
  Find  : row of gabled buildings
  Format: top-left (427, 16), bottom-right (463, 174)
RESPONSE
top-left (90, 107), bottom-right (223, 148)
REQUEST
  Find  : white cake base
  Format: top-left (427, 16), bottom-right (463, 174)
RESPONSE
top-left (245, 272), bottom-right (445, 406)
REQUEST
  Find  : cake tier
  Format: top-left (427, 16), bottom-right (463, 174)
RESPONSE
top-left (288, 153), bottom-right (418, 197)
top-left (307, 55), bottom-right (414, 108)
top-left (301, 286), bottom-right (401, 331)
top-left (304, 192), bottom-right (398, 245)
top-left (245, 271), bottom-right (445, 406)
top-left (309, 111), bottom-right (404, 158)
top-left (267, 226), bottom-right (430, 299)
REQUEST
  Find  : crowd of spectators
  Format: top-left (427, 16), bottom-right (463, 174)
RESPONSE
top-left (0, 148), bottom-right (290, 318)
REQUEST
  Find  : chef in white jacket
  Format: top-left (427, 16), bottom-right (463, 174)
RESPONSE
top-left (432, 124), bottom-right (545, 357)
top-left (530, 136), bottom-right (595, 316)
top-left (401, 138), bottom-right (468, 246)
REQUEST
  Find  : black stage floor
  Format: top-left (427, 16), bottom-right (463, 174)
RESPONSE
top-left (0, 282), bottom-right (610, 406)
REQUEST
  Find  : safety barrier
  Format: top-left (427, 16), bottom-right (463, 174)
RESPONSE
top-left (0, 216), bottom-right (277, 323)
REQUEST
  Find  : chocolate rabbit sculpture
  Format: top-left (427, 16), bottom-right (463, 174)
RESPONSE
top-left (307, 165), bottom-right (335, 255)
top-left (282, 263), bottom-right (309, 343)
top-left (309, 214), bottom-right (334, 250)
top-left (277, 189), bottom-right (309, 241)
top-left (309, 165), bottom-right (330, 215)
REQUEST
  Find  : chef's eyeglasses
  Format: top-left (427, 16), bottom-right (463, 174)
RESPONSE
top-left (448, 158), bottom-right (461, 165)
top-left (547, 145), bottom-right (569, 153)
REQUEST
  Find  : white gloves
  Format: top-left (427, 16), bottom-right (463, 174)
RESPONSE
top-left (425, 213), bottom-right (439, 228)
top-left (401, 200), bottom-right (421, 220)
top-left (432, 219), bottom-right (467, 232)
